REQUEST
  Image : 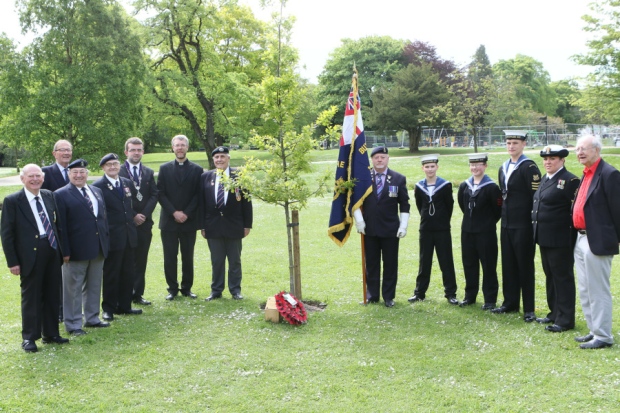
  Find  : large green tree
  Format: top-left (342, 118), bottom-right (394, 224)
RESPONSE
top-left (4, 0), bottom-right (147, 165)
top-left (550, 79), bottom-right (583, 124)
top-left (136, 0), bottom-right (266, 168)
top-left (367, 63), bottom-right (450, 152)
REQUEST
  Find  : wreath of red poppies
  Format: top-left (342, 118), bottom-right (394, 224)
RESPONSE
top-left (274, 291), bottom-right (307, 325)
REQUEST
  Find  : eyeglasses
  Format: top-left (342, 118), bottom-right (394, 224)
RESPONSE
top-left (55, 148), bottom-right (72, 153)
top-left (104, 162), bottom-right (121, 167)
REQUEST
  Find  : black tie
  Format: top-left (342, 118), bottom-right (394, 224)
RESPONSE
top-left (64, 168), bottom-right (69, 184)
top-left (132, 165), bottom-right (140, 186)
top-left (81, 187), bottom-right (94, 214)
top-left (34, 196), bottom-right (57, 249)
top-left (115, 180), bottom-right (123, 197)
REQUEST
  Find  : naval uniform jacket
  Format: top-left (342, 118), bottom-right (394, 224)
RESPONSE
top-left (457, 175), bottom-right (502, 233)
top-left (414, 177), bottom-right (453, 231)
top-left (498, 156), bottom-right (541, 229)
top-left (362, 168), bottom-right (410, 237)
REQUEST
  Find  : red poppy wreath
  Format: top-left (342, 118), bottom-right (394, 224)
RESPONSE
top-left (274, 291), bottom-right (307, 325)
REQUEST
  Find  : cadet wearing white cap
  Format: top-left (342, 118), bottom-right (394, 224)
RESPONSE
top-left (532, 145), bottom-right (580, 332)
top-left (408, 154), bottom-right (459, 305)
top-left (457, 153), bottom-right (502, 310)
top-left (492, 131), bottom-right (541, 322)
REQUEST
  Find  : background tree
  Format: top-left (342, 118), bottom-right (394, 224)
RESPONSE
top-left (550, 79), bottom-right (584, 124)
top-left (317, 35), bottom-right (405, 121)
top-left (366, 63), bottom-right (450, 152)
top-left (4, 0), bottom-right (146, 165)
top-left (402, 40), bottom-right (458, 84)
top-left (137, 0), bottom-right (266, 168)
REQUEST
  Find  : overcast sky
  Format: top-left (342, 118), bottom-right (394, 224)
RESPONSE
top-left (1, 0), bottom-right (597, 83)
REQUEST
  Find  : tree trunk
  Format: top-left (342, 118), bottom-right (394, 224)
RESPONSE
top-left (283, 202), bottom-right (295, 292)
top-left (408, 127), bottom-right (421, 152)
top-left (291, 210), bottom-right (302, 299)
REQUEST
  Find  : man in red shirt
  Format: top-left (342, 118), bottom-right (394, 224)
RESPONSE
top-left (572, 135), bottom-right (620, 349)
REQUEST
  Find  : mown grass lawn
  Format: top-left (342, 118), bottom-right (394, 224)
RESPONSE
top-left (0, 149), bottom-right (619, 411)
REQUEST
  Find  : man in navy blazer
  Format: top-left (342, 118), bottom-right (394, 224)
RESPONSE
top-left (54, 159), bottom-right (110, 336)
top-left (42, 139), bottom-right (72, 191)
top-left (200, 146), bottom-right (253, 301)
top-left (93, 153), bottom-right (140, 321)
top-left (1, 164), bottom-right (68, 353)
top-left (353, 146), bottom-right (410, 308)
top-left (572, 135), bottom-right (620, 349)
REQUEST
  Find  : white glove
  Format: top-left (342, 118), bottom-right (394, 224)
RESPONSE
top-left (397, 212), bottom-right (410, 238)
top-left (353, 209), bottom-right (366, 235)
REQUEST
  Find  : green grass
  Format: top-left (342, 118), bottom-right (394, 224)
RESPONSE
top-left (1, 149), bottom-right (620, 411)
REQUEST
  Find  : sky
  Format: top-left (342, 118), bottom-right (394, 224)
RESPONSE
top-left (1, 0), bottom-right (597, 83)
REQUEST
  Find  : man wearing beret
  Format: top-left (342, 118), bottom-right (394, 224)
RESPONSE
top-left (200, 146), bottom-right (253, 301)
top-left (157, 135), bottom-right (203, 300)
top-left (409, 154), bottom-right (459, 305)
top-left (457, 153), bottom-right (502, 310)
top-left (572, 135), bottom-right (620, 349)
top-left (93, 153), bottom-right (141, 321)
top-left (532, 145), bottom-right (580, 333)
top-left (54, 159), bottom-right (110, 336)
top-left (492, 131), bottom-right (541, 322)
top-left (353, 146), bottom-right (410, 307)
top-left (1, 164), bottom-right (68, 352)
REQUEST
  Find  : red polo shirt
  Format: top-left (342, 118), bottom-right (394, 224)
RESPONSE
top-left (572, 158), bottom-right (601, 230)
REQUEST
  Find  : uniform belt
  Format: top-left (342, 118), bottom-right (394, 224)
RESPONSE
top-left (577, 230), bottom-right (587, 235)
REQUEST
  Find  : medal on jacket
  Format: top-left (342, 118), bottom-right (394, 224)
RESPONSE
top-left (136, 191), bottom-right (143, 201)
top-left (235, 187), bottom-right (241, 201)
top-left (557, 179), bottom-right (565, 190)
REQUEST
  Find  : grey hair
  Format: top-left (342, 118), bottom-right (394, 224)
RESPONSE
top-left (577, 135), bottom-right (602, 151)
top-left (171, 135), bottom-right (189, 146)
top-left (20, 163), bottom-right (44, 177)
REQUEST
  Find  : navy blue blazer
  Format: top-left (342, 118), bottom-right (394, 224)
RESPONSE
top-left (42, 164), bottom-right (68, 192)
top-left (200, 168), bottom-right (253, 239)
top-left (92, 176), bottom-right (138, 251)
top-left (362, 168), bottom-right (410, 238)
top-left (54, 184), bottom-right (109, 261)
top-left (1, 189), bottom-right (62, 276)
top-left (575, 159), bottom-right (620, 256)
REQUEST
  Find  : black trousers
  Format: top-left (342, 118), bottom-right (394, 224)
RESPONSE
top-left (102, 246), bottom-right (136, 313)
top-left (415, 230), bottom-right (457, 298)
top-left (21, 238), bottom-right (61, 340)
top-left (461, 231), bottom-right (499, 304)
top-left (500, 227), bottom-right (535, 312)
top-left (161, 229), bottom-right (197, 294)
top-left (539, 245), bottom-right (575, 328)
top-left (364, 235), bottom-right (399, 301)
top-left (207, 237), bottom-right (243, 295)
top-left (132, 226), bottom-right (153, 299)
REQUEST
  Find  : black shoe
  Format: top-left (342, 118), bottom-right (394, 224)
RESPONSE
top-left (366, 297), bottom-right (380, 304)
top-left (165, 292), bottom-right (177, 301)
top-left (491, 306), bottom-right (518, 314)
top-left (523, 312), bottom-right (537, 322)
top-left (384, 299), bottom-right (395, 308)
top-left (574, 334), bottom-right (594, 343)
top-left (117, 308), bottom-right (143, 315)
top-left (42, 335), bottom-right (69, 344)
top-left (536, 317), bottom-right (553, 324)
top-left (546, 324), bottom-right (569, 333)
top-left (181, 291), bottom-right (197, 299)
top-left (84, 322), bottom-right (110, 328)
top-left (459, 299), bottom-right (476, 307)
top-left (68, 329), bottom-right (87, 336)
top-left (580, 339), bottom-right (613, 349)
top-left (133, 297), bottom-right (151, 305)
top-left (408, 295), bottom-right (425, 303)
top-left (232, 294), bottom-right (244, 300)
top-left (22, 340), bottom-right (38, 353)
top-left (205, 293), bottom-right (222, 301)
top-left (481, 303), bottom-right (496, 311)
top-left (447, 297), bottom-right (459, 306)
top-left (102, 311), bottom-right (114, 321)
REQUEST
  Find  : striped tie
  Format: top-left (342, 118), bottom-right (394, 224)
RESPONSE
top-left (376, 173), bottom-right (384, 195)
top-left (81, 187), bottom-right (95, 214)
top-left (217, 181), bottom-right (225, 209)
top-left (34, 196), bottom-right (57, 249)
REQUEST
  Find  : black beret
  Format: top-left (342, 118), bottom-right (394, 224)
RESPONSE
top-left (540, 145), bottom-right (569, 158)
top-left (99, 153), bottom-right (120, 167)
top-left (371, 146), bottom-right (388, 157)
top-left (211, 146), bottom-right (230, 157)
top-left (67, 159), bottom-right (88, 169)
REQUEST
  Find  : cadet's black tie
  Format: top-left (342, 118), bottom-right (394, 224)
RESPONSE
top-left (34, 196), bottom-right (57, 249)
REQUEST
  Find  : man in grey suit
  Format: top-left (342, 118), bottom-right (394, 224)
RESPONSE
top-left (1, 164), bottom-right (68, 352)
top-left (54, 159), bottom-right (110, 336)
top-left (572, 135), bottom-right (620, 349)
top-left (157, 135), bottom-right (203, 300)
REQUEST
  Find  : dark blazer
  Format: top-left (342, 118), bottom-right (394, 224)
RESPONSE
top-left (157, 160), bottom-right (203, 232)
top-left (362, 168), bottom-right (410, 238)
top-left (119, 163), bottom-right (159, 231)
top-left (458, 175), bottom-right (502, 233)
top-left (575, 158), bottom-right (620, 255)
top-left (41, 164), bottom-right (68, 192)
top-left (200, 168), bottom-right (253, 239)
top-left (532, 167), bottom-right (580, 248)
top-left (414, 177), bottom-right (453, 231)
top-left (1, 189), bottom-right (62, 276)
top-left (498, 157), bottom-right (541, 229)
top-left (92, 176), bottom-right (138, 251)
top-left (54, 184), bottom-right (109, 261)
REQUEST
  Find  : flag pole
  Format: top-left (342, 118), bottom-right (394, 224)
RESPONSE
top-left (361, 231), bottom-right (367, 304)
